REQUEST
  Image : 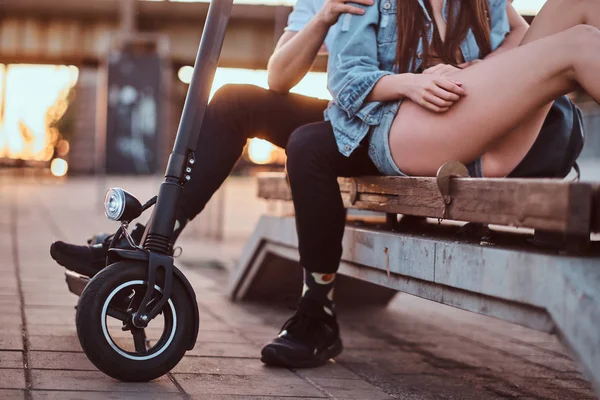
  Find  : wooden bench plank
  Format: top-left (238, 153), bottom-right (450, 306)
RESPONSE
top-left (257, 172), bottom-right (598, 234)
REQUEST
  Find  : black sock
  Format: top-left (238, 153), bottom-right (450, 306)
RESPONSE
top-left (302, 271), bottom-right (336, 316)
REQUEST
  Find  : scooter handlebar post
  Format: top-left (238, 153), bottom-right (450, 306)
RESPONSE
top-left (170, 0), bottom-right (234, 173)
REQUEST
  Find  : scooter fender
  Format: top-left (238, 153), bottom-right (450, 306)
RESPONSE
top-left (108, 248), bottom-right (200, 350)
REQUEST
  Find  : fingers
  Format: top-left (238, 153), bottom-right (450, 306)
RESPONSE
top-left (333, 3), bottom-right (366, 14)
top-left (429, 85), bottom-right (460, 102)
top-left (419, 78), bottom-right (466, 113)
top-left (459, 59), bottom-right (482, 68)
top-left (422, 65), bottom-right (440, 75)
top-left (434, 78), bottom-right (466, 97)
top-left (424, 93), bottom-right (454, 108)
top-left (342, 0), bottom-right (373, 5)
top-left (419, 98), bottom-right (450, 113)
top-left (423, 64), bottom-right (459, 76)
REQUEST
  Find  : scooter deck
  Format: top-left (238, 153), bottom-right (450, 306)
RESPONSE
top-left (65, 270), bottom-right (89, 296)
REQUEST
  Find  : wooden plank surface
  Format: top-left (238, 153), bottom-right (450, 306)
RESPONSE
top-left (257, 172), bottom-right (598, 234)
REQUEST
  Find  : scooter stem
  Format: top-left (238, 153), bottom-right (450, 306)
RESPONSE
top-left (147, 0), bottom-right (234, 245)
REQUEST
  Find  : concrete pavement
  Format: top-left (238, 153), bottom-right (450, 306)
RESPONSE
top-left (0, 173), bottom-right (597, 399)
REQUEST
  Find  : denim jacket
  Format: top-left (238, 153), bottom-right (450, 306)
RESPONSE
top-left (325, 0), bottom-right (510, 157)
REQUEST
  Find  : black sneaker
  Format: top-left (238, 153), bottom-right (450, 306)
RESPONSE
top-left (260, 297), bottom-right (343, 368)
top-left (50, 240), bottom-right (111, 277)
top-left (50, 223), bottom-right (146, 277)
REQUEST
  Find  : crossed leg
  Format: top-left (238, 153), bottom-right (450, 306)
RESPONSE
top-left (389, 0), bottom-right (600, 177)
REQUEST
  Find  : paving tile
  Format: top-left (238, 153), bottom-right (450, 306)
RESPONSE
top-left (196, 330), bottom-right (250, 344)
top-left (0, 315), bottom-right (23, 330)
top-left (0, 274), bottom-right (18, 283)
top-left (0, 324), bottom-right (21, 337)
top-left (0, 368), bottom-right (26, 389)
top-left (0, 288), bottom-right (19, 297)
top-left (197, 319), bottom-right (233, 331)
top-left (0, 333), bottom-right (24, 351)
top-left (24, 294), bottom-right (77, 308)
top-left (28, 336), bottom-right (83, 352)
top-left (25, 325), bottom-right (77, 337)
top-left (172, 356), bottom-right (295, 377)
top-left (309, 377), bottom-right (393, 399)
top-left (29, 351), bottom-right (95, 371)
top-left (186, 342), bottom-right (261, 358)
top-left (28, 334), bottom-right (147, 355)
top-left (189, 396), bottom-right (316, 400)
top-left (370, 373), bottom-right (509, 400)
top-left (336, 350), bottom-right (433, 375)
top-left (174, 373), bottom-right (326, 397)
top-left (0, 304), bottom-right (21, 316)
top-left (31, 370), bottom-right (179, 392)
top-left (340, 333), bottom-right (391, 350)
top-left (0, 295), bottom-right (21, 306)
top-left (25, 307), bottom-right (77, 326)
top-left (31, 391), bottom-right (185, 400)
top-left (0, 389), bottom-right (25, 400)
top-left (0, 351), bottom-right (24, 369)
top-left (241, 331), bottom-right (276, 345)
top-left (293, 361), bottom-right (362, 380)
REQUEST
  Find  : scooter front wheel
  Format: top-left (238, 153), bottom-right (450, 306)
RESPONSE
top-left (75, 261), bottom-right (196, 381)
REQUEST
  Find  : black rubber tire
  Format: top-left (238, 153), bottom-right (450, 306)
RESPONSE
top-left (76, 261), bottom-right (196, 382)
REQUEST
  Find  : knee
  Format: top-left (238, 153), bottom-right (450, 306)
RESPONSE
top-left (564, 24), bottom-right (600, 47)
top-left (210, 84), bottom-right (266, 109)
top-left (286, 127), bottom-right (315, 175)
top-left (555, 25), bottom-right (600, 72)
top-left (286, 124), bottom-right (332, 178)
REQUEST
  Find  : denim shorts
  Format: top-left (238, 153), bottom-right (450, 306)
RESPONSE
top-left (367, 108), bottom-right (484, 178)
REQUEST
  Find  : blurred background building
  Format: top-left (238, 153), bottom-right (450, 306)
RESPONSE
top-left (0, 0), bottom-right (598, 178)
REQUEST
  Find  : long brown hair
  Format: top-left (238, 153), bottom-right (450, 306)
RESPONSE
top-left (395, 0), bottom-right (492, 73)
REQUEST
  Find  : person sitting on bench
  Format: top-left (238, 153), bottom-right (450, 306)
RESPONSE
top-left (263, 0), bottom-right (594, 367)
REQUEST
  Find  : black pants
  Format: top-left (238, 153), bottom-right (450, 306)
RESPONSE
top-left (286, 122), bottom-right (380, 273)
top-left (180, 84), bottom-right (378, 274)
top-left (180, 84), bottom-right (327, 219)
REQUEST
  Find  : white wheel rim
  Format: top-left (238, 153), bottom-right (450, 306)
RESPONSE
top-left (100, 280), bottom-right (177, 361)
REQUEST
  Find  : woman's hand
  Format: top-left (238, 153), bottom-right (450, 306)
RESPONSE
top-left (316, 0), bottom-right (374, 26)
top-left (405, 74), bottom-right (466, 113)
top-left (458, 59), bottom-right (483, 68)
top-left (423, 64), bottom-right (462, 77)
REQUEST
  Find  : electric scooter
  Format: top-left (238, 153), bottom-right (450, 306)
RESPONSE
top-left (65, 0), bottom-right (234, 382)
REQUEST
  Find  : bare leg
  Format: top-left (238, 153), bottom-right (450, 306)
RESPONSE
top-left (389, 25), bottom-right (600, 177)
top-left (521, 0), bottom-right (600, 45)
top-left (479, 0), bottom-right (600, 175)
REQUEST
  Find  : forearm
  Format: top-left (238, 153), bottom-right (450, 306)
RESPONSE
top-left (485, 24), bottom-right (528, 58)
top-left (267, 17), bottom-right (330, 93)
top-left (486, 2), bottom-right (529, 59)
top-left (365, 74), bottom-right (414, 102)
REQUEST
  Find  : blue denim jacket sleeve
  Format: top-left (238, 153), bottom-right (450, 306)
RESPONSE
top-left (285, 0), bottom-right (315, 33)
top-left (327, 5), bottom-right (393, 118)
top-left (489, 0), bottom-right (509, 49)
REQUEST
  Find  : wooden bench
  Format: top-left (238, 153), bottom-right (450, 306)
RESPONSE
top-left (228, 168), bottom-right (600, 394)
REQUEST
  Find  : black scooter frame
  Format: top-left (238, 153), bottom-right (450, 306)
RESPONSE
top-left (115, 0), bottom-right (234, 328)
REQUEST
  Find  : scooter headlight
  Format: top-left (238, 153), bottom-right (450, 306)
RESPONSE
top-left (104, 188), bottom-right (142, 222)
